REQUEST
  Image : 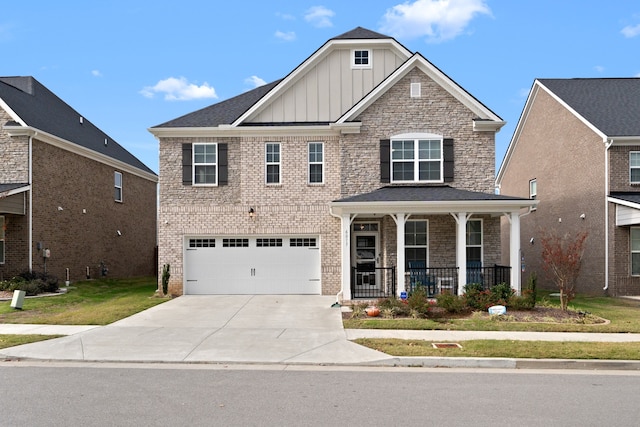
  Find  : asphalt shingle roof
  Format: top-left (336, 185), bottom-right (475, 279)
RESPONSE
top-left (609, 192), bottom-right (640, 206)
top-left (334, 185), bottom-right (528, 203)
top-left (538, 78), bottom-right (640, 137)
top-left (0, 76), bottom-right (155, 175)
top-left (0, 183), bottom-right (29, 194)
top-left (332, 27), bottom-right (391, 40)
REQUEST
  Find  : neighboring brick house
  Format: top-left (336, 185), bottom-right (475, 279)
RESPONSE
top-left (150, 27), bottom-right (535, 300)
top-left (497, 78), bottom-right (640, 296)
top-left (0, 76), bottom-right (158, 282)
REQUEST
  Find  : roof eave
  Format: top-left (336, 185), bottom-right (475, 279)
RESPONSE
top-left (329, 199), bottom-right (538, 215)
top-left (149, 123), bottom-right (357, 138)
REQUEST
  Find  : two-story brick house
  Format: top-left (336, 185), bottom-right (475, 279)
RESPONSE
top-left (497, 78), bottom-right (640, 296)
top-left (0, 76), bottom-right (158, 282)
top-left (151, 27), bottom-right (535, 301)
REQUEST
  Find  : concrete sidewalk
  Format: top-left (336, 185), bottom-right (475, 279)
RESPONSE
top-left (1, 295), bottom-right (639, 370)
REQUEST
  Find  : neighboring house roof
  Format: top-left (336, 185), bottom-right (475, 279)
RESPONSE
top-left (609, 192), bottom-right (640, 207)
top-left (537, 78), bottom-right (640, 137)
top-left (0, 76), bottom-right (156, 176)
top-left (0, 182), bottom-right (29, 198)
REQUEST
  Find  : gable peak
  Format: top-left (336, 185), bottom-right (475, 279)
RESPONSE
top-left (332, 27), bottom-right (391, 41)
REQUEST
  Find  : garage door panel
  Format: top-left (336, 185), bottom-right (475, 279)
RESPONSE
top-left (184, 236), bottom-right (320, 295)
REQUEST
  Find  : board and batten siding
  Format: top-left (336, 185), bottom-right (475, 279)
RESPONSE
top-left (248, 48), bottom-right (405, 123)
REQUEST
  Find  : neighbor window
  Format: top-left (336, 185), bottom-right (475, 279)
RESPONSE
top-left (308, 142), bottom-right (324, 184)
top-left (405, 220), bottom-right (428, 269)
top-left (529, 179), bottom-right (537, 199)
top-left (466, 219), bottom-right (483, 264)
top-left (353, 49), bottom-right (370, 67)
top-left (266, 143), bottom-right (281, 184)
top-left (193, 143), bottom-right (217, 185)
top-left (391, 137), bottom-right (443, 182)
top-left (630, 152), bottom-right (640, 184)
top-left (0, 216), bottom-right (4, 264)
top-left (632, 228), bottom-right (640, 275)
top-left (114, 171), bottom-right (123, 202)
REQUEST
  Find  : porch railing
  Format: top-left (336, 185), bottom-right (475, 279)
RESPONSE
top-left (406, 265), bottom-right (512, 297)
top-left (351, 266), bottom-right (396, 299)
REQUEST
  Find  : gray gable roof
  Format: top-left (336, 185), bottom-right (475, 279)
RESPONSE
top-left (0, 183), bottom-right (28, 194)
top-left (538, 78), bottom-right (640, 137)
top-left (334, 185), bottom-right (528, 203)
top-left (332, 27), bottom-right (391, 40)
top-left (154, 79), bottom-right (281, 128)
top-left (0, 76), bottom-right (155, 175)
top-left (609, 192), bottom-right (640, 206)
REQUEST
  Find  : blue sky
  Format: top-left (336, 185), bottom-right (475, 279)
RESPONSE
top-left (2, 0), bottom-right (639, 175)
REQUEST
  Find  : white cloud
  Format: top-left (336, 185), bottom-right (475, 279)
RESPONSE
top-left (276, 12), bottom-right (296, 21)
top-left (304, 6), bottom-right (335, 28)
top-left (594, 65), bottom-right (605, 73)
top-left (0, 23), bottom-right (14, 43)
top-left (635, 72), bottom-right (640, 77)
top-left (91, 70), bottom-right (103, 77)
top-left (140, 77), bottom-right (217, 101)
top-left (621, 23), bottom-right (640, 38)
top-left (245, 75), bottom-right (267, 88)
top-left (275, 30), bottom-right (296, 41)
top-left (380, 0), bottom-right (491, 43)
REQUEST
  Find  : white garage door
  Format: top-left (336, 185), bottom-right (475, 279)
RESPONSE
top-left (184, 236), bottom-right (321, 295)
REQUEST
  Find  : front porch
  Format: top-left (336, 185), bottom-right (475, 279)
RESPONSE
top-left (330, 186), bottom-right (537, 302)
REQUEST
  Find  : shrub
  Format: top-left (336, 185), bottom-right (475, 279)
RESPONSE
top-left (508, 272), bottom-right (537, 310)
top-left (377, 297), bottom-right (410, 317)
top-left (407, 286), bottom-right (430, 316)
top-left (491, 282), bottom-right (514, 304)
top-left (463, 283), bottom-right (493, 310)
top-left (436, 291), bottom-right (468, 314)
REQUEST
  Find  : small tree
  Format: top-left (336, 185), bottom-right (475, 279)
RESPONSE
top-left (540, 230), bottom-right (588, 310)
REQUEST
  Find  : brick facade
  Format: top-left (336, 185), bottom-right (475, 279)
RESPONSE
top-left (159, 69), bottom-right (503, 296)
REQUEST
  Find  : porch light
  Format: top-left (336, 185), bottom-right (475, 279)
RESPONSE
top-left (249, 207), bottom-right (255, 219)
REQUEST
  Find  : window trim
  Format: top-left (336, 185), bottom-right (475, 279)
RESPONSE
top-left (390, 133), bottom-right (444, 183)
top-left (265, 142), bottom-right (281, 185)
top-left (0, 215), bottom-right (5, 264)
top-left (114, 171), bottom-right (123, 202)
top-left (529, 178), bottom-right (537, 211)
top-left (308, 142), bottom-right (324, 185)
top-left (192, 142), bottom-right (218, 186)
top-left (352, 49), bottom-right (371, 68)
top-left (405, 219), bottom-right (429, 269)
top-left (632, 227), bottom-right (640, 276)
top-left (466, 218), bottom-right (483, 264)
top-left (630, 152), bottom-right (640, 184)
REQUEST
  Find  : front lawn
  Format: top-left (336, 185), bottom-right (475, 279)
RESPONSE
top-left (0, 277), bottom-right (167, 325)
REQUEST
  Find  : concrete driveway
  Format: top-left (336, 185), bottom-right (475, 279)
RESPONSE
top-left (0, 295), bottom-right (388, 364)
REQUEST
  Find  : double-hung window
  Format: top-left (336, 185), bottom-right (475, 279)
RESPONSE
top-left (266, 143), bottom-right (281, 184)
top-left (630, 152), bottom-right (640, 184)
top-left (405, 220), bottom-right (428, 269)
top-left (193, 143), bottom-right (217, 185)
top-left (0, 216), bottom-right (4, 264)
top-left (308, 142), bottom-right (323, 184)
top-left (114, 171), bottom-right (123, 202)
top-left (466, 219), bottom-right (483, 264)
top-left (391, 136), bottom-right (443, 182)
top-left (632, 228), bottom-right (640, 275)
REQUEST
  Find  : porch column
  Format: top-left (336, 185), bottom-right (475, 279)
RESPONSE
top-left (451, 212), bottom-right (468, 296)
top-left (340, 214), bottom-right (352, 301)
top-left (393, 213), bottom-right (407, 296)
top-left (509, 212), bottom-right (522, 295)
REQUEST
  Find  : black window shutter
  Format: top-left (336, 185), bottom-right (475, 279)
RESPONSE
top-left (443, 138), bottom-right (454, 182)
top-left (380, 139), bottom-right (390, 183)
top-left (182, 143), bottom-right (192, 185)
top-left (218, 143), bottom-right (228, 186)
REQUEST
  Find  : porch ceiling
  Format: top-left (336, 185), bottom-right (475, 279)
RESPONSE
top-left (330, 185), bottom-right (537, 215)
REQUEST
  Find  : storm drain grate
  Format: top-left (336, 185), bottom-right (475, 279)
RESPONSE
top-left (431, 343), bottom-right (462, 349)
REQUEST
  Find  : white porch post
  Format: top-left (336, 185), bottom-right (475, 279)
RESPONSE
top-left (340, 214), bottom-right (352, 301)
top-left (393, 213), bottom-right (407, 296)
top-left (509, 212), bottom-right (522, 295)
top-left (451, 212), bottom-right (468, 296)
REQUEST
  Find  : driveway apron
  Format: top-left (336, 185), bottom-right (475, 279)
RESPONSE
top-left (0, 295), bottom-right (388, 364)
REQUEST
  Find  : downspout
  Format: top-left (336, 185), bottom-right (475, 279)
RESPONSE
top-left (28, 133), bottom-right (34, 272)
top-left (603, 139), bottom-right (613, 291)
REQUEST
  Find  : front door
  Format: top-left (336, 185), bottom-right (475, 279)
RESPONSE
top-left (352, 229), bottom-right (379, 290)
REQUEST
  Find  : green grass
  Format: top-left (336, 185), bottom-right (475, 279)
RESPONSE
top-left (354, 338), bottom-right (640, 360)
top-left (0, 277), bottom-right (167, 325)
top-left (0, 334), bottom-right (63, 349)
top-left (344, 293), bottom-right (640, 333)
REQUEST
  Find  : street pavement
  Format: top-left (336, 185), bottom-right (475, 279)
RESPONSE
top-left (1, 295), bottom-right (640, 370)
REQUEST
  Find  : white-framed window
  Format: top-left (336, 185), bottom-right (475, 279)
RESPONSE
top-left (410, 82), bottom-right (421, 98)
top-left (266, 143), bottom-right (281, 184)
top-left (193, 143), bottom-right (217, 185)
top-left (308, 142), bottom-right (324, 184)
top-left (352, 49), bottom-right (371, 68)
top-left (0, 215), bottom-right (5, 264)
top-left (466, 219), bottom-right (483, 264)
top-left (405, 220), bottom-right (428, 269)
top-left (529, 179), bottom-right (537, 199)
top-left (632, 228), bottom-right (640, 276)
top-left (391, 135), bottom-right (443, 183)
top-left (630, 152), bottom-right (640, 184)
top-left (114, 171), bottom-right (123, 202)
